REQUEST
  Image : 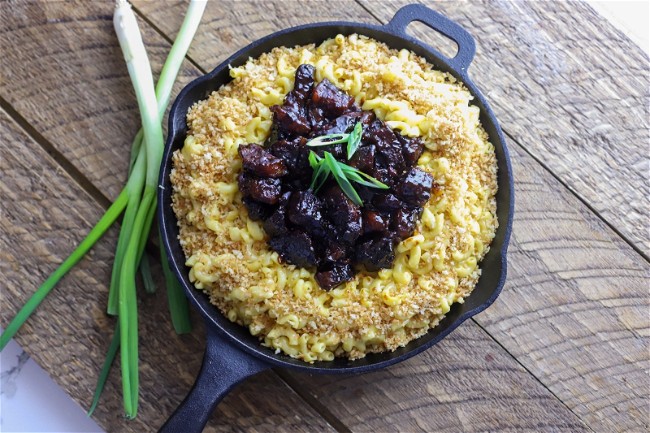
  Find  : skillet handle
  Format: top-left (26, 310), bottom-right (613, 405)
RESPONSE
top-left (385, 4), bottom-right (476, 73)
top-left (158, 324), bottom-right (270, 433)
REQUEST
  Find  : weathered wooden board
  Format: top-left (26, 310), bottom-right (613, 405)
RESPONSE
top-left (0, 0), bottom-right (201, 201)
top-left (476, 145), bottom-right (650, 432)
top-left (132, 0), bottom-right (376, 72)
top-left (0, 109), bottom-right (336, 433)
top-left (286, 322), bottom-right (590, 432)
top-left (360, 0), bottom-right (650, 255)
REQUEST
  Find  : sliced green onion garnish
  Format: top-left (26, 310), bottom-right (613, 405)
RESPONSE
top-left (340, 164), bottom-right (389, 189)
top-left (306, 133), bottom-right (350, 147)
top-left (309, 150), bottom-right (330, 192)
top-left (324, 151), bottom-right (363, 206)
top-left (346, 122), bottom-right (363, 159)
top-left (308, 149), bottom-right (322, 169)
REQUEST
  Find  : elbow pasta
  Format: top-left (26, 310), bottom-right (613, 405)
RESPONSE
top-left (171, 35), bottom-right (498, 362)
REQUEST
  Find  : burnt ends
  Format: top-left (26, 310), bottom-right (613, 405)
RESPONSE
top-left (238, 64), bottom-right (434, 290)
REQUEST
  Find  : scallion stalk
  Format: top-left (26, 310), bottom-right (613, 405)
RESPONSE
top-left (114, 0), bottom-right (165, 417)
top-left (1, 0), bottom-right (206, 420)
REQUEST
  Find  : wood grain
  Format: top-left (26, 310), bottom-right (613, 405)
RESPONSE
top-left (476, 144), bottom-right (650, 432)
top-left (359, 0), bottom-right (650, 255)
top-left (133, 1), bottom-right (650, 430)
top-left (0, 0), bottom-right (201, 201)
top-left (132, 0), bottom-right (376, 72)
top-left (287, 322), bottom-right (590, 433)
top-left (0, 109), bottom-right (336, 433)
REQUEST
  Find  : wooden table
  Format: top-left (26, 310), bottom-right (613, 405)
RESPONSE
top-left (2, 1), bottom-right (648, 431)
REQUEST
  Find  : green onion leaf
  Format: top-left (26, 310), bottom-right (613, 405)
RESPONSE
top-left (139, 253), bottom-right (156, 294)
top-left (346, 122), bottom-right (363, 159)
top-left (340, 165), bottom-right (390, 189)
top-left (160, 236), bottom-right (192, 334)
top-left (308, 149), bottom-right (322, 170)
top-left (313, 163), bottom-right (331, 193)
top-left (306, 133), bottom-right (350, 147)
top-left (324, 152), bottom-right (363, 206)
top-left (309, 151), bottom-right (330, 192)
top-left (87, 322), bottom-right (120, 417)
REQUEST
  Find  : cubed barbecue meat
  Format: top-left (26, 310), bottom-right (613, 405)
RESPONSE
top-left (322, 242), bottom-right (348, 264)
top-left (268, 138), bottom-right (311, 180)
top-left (307, 104), bottom-right (327, 130)
top-left (376, 144), bottom-right (406, 176)
top-left (392, 207), bottom-right (421, 240)
top-left (263, 212), bottom-right (287, 238)
top-left (287, 190), bottom-right (327, 237)
top-left (349, 145), bottom-right (375, 172)
top-left (396, 168), bottom-right (434, 207)
top-left (271, 103), bottom-right (311, 136)
top-left (238, 173), bottom-right (282, 204)
top-left (398, 134), bottom-right (424, 166)
top-left (242, 197), bottom-right (272, 221)
top-left (362, 209), bottom-right (391, 234)
top-left (359, 110), bottom-right (376, 126)
top-left (311, 79), bottom-right (354, 118)
top-left (316, 112), bottom-right (363, 135)
top-left (364, 120), bottom-right (397, 148)
top-left (269, 231), bottom-right (317, 268)
top-left (372, 193), bottom-right (403, 211)
top-left (239, 143), bottom-right (288, 178)
top-left (315, 261), bottom-right (354, 290)
top-left (355, 237), bottom-right (395, 272)
top-left (322, 186), bottom-right (362, 245)
top-left (293, 64), bottom-right (315, 100)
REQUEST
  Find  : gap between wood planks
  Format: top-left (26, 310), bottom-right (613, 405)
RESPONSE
top-left (1, 7), bottom-right (643, 430)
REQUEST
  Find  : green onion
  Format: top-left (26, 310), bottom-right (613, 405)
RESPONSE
top-left (160, 237), bottom-right (192, 334)
top-left (87, 322), bottom-right (121, 417)
top-left (340, 164), bottom-right (389, 189)
top-left (0, 0), bottom-right (205, 420)
top-left (307, 150), bottom-right (388, 206)
top-left (324, 151), bottom-right (363, 206)
top-left (308, 151), bottom-right (330, 193)
top-left (308, 149), bottom-right (322, 169)
top-left (139, 254), bottom-right (156, 294)
top-left (306, 133), bottom-right (350, 147)
top-left (346, 122), bottom-right (363, 159)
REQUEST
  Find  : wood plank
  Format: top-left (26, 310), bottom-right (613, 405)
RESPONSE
top-left (475, 143), bottom-right (650, 432)
top-left (287, 322), bottom-right (590, 432)
top-left (0, 109), bottom-right (336, 432)
top-left (359, 0), bottom-right (649, 254)
top-left (3, 0), bottom-right (644, 428)
top-left (0, 0), bottom-right (201, 201)
top-left (132, 0), bottom-right (376, 72)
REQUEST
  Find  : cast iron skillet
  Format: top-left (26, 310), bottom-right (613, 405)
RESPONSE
top-left (158, 4), bottom-right (514, 432)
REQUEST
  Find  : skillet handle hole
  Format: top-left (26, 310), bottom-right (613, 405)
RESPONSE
top-left (405, 20), bottom-right (459, 60)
